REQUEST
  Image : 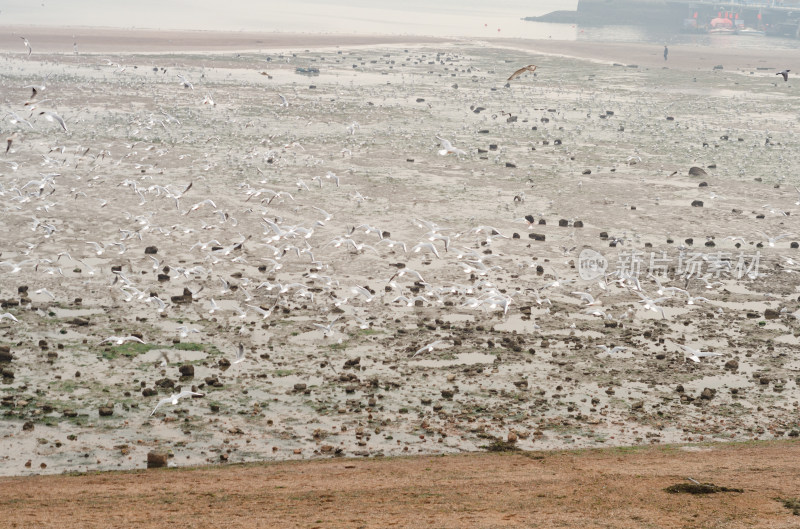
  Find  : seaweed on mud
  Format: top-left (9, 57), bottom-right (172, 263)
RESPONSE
top-left (776, 497), bottom-right (800, 515)
top-left (480, 438), bottom-right (520, 452)
top-left (664, 482), bottom-right (743, 494)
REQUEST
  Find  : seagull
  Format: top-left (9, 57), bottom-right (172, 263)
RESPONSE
top-left (507, 64), bottom-right (537, 81)
top-left (233, 343), bottom-right (246, 364)
top-left (176, 326), bottom-right (200, 338)
top-left (680, 344), bottom-right (723, 363)
top-left (24, 76), bottom-right (50, 100)
top-left (436, 136), bottom-right (466, 156)
top-left (596, 345), bottom-right (626, 355)
top-left (571, 291), bottom-right (603, 306)
top-left (147, 296), bottom-right (167, 313)
top-left (410, 241), bottom-right (441, 259)
top-left (149, 390), bottom-right (203, 417)
top-left (101, 335), bottom-right (146, 345)
top-left (177, 74), bottom-right (194, 89)
top-left (39, 111), bottom-right (67, 132)
top-left (20, 36), bottom-right (32, 57)
top-left (636, 292), bottom-right (667, 319)
top-left (208, 298), bottom-right (220, 314)
top-left (777, 69), bottom-right (790, 82)
top-left (388, 267), bottom-right (425, 284)
top-left (350, 285), bottom-right (375, 302)
top-left (313, 317), bottom-right (341, 337)
top-left (757, 231), bottom-right (793, 247)
top-left (412, 339), bottom-right (447, 357)
top-left (246, 303), bottom-right (276, 320)
top-left (0, 313), bottom-right (19, 322)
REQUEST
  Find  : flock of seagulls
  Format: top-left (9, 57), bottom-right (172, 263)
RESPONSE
top-left (0, 34), bottom-right (796, 460)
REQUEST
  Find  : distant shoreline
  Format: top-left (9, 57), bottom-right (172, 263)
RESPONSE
top-left (0, 25), bottom-right (455, 54)
top-left (2, 25), bottom-right (798, 74)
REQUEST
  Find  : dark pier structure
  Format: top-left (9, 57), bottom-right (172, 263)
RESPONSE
top-left (528, 0), bottom-right (800, 38)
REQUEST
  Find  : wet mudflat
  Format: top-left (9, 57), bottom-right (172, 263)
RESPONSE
top-left (0, 32), bottom-right (799, 479)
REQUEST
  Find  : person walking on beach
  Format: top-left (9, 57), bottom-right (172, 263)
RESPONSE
top-left (664, 45), bottom-right (668, 61)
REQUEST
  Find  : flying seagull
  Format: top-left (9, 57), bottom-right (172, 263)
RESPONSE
top-left (777, 69), bottom-right (790, 82)
top-left (436, 136), bottom-right (466, 156)
top-left (20, 36), bottom-right (31, 57)
top-left (101, 335), bottom-right (145, 345)
top-left (149, 390), bottom-right (203, 416)
top-left (412, 339), bottom-right (448, 357)
top-left (679, 344), bottom-right (723, 363)
top-left (177, 74), bottom-right (194, 89)
top-left (232, 343), bottom-right (246, 364)
top-left (39, 111), bottom-right (67, 132)
top-left (507, 64), bottom-right (537, 81)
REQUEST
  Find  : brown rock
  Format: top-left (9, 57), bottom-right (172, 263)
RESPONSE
top-left (700, 388), bottom-right (716, 400)
top-left (147, 451), bottom-right (168, 469)
top-left (0, 346), bottom-right (12, 363)
top-left (178, 364), bottom-right (195, 378)
top-left (764, 309), bottom-right (780, 320)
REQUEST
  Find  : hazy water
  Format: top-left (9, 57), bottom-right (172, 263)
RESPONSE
top-left (1, 0), bottom-right (577, 38)
top-left (4, 0), bottom-right (798, 49)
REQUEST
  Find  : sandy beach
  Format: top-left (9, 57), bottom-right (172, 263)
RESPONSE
top-left (1, 24), bottom-right (799, 526)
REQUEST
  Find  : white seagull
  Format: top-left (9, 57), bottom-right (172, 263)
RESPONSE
top-left (149, 390), bottom-right (203, 417)
top-left (680, 344), bottom-right (724, 363)
top-left (436, 136), bottom-right (466, 156)
top-left (412, 340), bottom-right (448, 357)
top-left (101, 335), bottom-right (146, 345)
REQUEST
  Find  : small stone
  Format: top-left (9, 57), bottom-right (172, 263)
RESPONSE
top-left (99, 405), bottom-right (114, 416)
top-left (179, 364), bottom-right (195, 377)
top-left (144, 246), bottom-right (158, 254)
top-left (691, 200), bottom-right (704, 207)
top-left (724, 359), bottom-right (739, 371)
top-left (764, 309), bottom-right (780, 320)
top-left (700, 388), bottom-right (716, 400)
top-left (688, 167), bottom-right (707, 176)
top-left (22, 421), bottom-right (34, 431)
top-left (528, 233), bottom-right (545, 241)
